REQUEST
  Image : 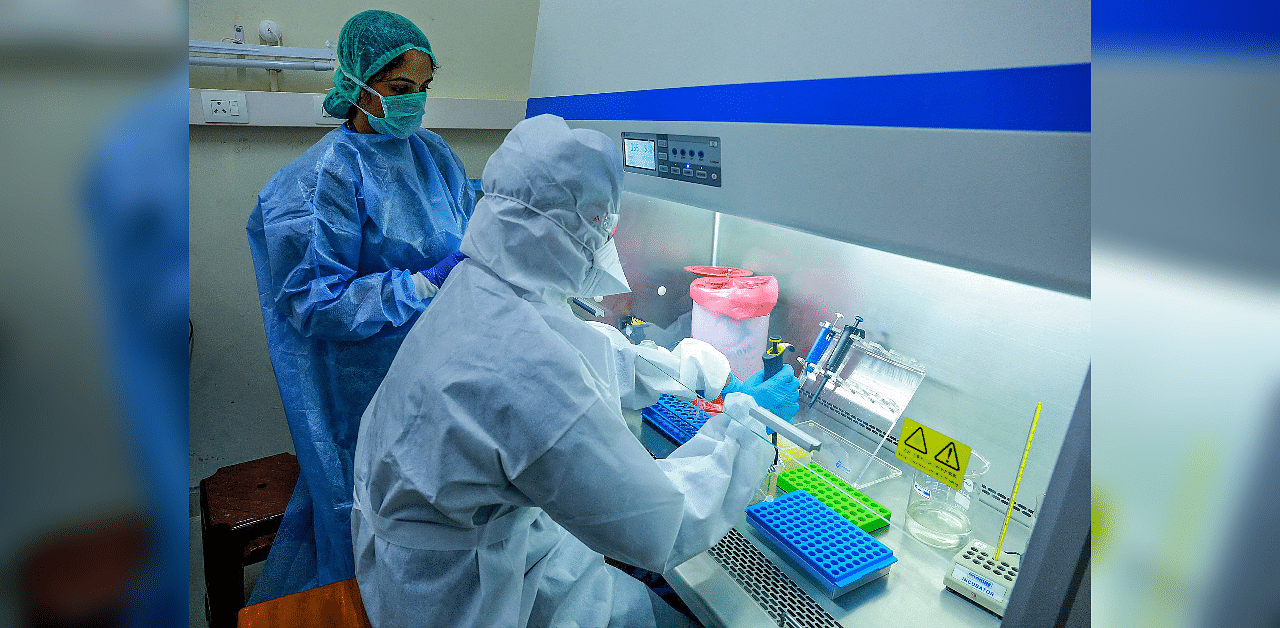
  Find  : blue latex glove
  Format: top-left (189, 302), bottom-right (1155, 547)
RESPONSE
top-left (423, 251), bottom-right (467, 288)
top-left (723, 365), bottom-right (801, 422)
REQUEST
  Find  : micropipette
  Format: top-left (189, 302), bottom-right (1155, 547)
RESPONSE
top-left (761, 336), bottom-right (795, 379)
top-left (807, 316), bottom-right (863, 409)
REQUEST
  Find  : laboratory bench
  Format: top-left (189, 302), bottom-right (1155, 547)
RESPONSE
top-left (622, 405), bottom-right (1030, 628)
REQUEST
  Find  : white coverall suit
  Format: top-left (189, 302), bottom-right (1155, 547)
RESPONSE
top-left (351, 114), bottom-right (775, 628)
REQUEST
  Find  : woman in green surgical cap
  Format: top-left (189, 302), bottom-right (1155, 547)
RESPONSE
top-left (245, 9), bottom-right (475, 604)
top-left (325, 11), bottom-right (438, 137)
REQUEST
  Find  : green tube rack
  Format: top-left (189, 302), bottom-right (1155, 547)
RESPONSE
top-left (776, 464), bottom-right (892, 533)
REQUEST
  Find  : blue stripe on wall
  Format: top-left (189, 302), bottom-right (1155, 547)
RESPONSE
top-left (1094, 0), bottom-right (1280, 53)
top-left (526, 63), bottom-right (1089, 132)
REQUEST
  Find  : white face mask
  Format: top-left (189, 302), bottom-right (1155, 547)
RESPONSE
top-left (579, 239), bottom-right (631, 298)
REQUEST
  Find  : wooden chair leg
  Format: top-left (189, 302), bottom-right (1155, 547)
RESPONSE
top-left (200, 453), bottom-right (299, 627)
top-left (202, 522), bottom-right (244, 628)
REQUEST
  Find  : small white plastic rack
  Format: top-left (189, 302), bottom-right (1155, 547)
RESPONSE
top-left (944, 538), bottom-right (1021, 617)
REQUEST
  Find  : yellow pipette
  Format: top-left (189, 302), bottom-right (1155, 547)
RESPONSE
top-left (995, 402), bottom-right (1041, 558)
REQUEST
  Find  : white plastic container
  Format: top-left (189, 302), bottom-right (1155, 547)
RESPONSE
top-left (691, 303), bottom-right (770, 379)
top-left (688, 275), bottom-right (779, 380)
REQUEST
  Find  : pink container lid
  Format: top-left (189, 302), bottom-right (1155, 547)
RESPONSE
top-left (683, 265), bottom-right (753, 278)
top-left (689, 276), bottom-right (779, 320)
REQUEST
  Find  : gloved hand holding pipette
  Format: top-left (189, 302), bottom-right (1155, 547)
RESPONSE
top-left (723, 365), bottom-right (801, 421)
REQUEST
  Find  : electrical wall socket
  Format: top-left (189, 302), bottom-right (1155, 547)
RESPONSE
top-left (201, 90), bottom-right (249, 124)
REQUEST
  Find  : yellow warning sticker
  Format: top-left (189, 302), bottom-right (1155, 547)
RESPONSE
top-left (894, 417), bottom-right (971, 491)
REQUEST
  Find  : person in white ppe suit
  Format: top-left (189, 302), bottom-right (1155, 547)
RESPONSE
top-left (351, 113), bottom-right (776, 628)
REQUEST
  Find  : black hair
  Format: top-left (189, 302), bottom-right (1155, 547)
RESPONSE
top-left (347, 51), bottom-right (440, 122)
top-left (367, 52), bottom-right (410, 84)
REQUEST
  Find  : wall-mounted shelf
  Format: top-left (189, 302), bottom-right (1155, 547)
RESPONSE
top-left (188, 88), bottom-right (527, 130)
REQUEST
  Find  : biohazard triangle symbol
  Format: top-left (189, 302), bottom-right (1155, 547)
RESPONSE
top-left (904, 426), bottom-right (928, 454)
top-left (935, 441), bottom-right (962, 471)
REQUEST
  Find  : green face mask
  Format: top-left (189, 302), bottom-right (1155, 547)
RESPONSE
top-left (342, 68), bottom-right (426, 139)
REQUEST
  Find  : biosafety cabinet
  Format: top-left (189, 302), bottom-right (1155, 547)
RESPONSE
top-left (529, 1), bottom-right (1090, 626)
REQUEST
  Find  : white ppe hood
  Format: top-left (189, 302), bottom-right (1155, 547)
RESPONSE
top-left (460, 114), bottom-right (627, 304)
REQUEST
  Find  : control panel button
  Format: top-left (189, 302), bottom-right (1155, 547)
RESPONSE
top-left (710, 172), bottom-right (718, 180)
top-left (695, 170), bottom-right (708, 179)
top-left (658, 152), bottom-right (667, 160)
top-left (657, 139), bottom-right (667, 147)
top-left (698, 150), bottom-right (705, 158)
top-left (683, 168), bottom-right (694, 177)
top-left (658, 165), bottom-right (668, 173)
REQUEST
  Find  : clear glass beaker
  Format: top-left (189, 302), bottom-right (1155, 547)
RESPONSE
top-left (904, 450), bottom-right (990, 550)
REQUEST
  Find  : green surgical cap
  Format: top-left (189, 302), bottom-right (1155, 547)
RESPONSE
top-left (323, 10), bottom-right (436, 118)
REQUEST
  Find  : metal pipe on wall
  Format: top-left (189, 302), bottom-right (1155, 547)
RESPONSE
top-left (189, 57), bottom-right (333, 72)
top-left (189, 40), bottom-right (334, 61)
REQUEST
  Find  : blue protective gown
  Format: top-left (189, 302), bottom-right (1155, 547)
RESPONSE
top-left (246, 123), bottom-right (474, 603)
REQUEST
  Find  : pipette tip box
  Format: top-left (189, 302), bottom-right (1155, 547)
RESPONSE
top-left (776, 464), bottom-right (892, 533)
top-left (745, 490), bottom-right (897, 599)
top-left (640, 394), bottom-right (711, 452)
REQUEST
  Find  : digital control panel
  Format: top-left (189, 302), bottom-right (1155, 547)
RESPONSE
top-left (621, 132), bottom-right (721, 187)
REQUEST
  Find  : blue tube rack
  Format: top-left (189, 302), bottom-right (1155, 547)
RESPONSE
top-left (640, 394), bottom-right (712, 450)
top-left (745, 490), bottom-right (897, 599)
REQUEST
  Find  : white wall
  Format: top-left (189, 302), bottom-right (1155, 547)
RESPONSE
top-left (190, 0), bottom-right (540, 100)
top-left (531, 0), bottom-right (1088, 96)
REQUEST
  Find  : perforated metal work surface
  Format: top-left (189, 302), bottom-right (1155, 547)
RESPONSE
top-left (708, 529), bottom-right (845, 628)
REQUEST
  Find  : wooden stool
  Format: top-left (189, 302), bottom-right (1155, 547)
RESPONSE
top-left (200, 452), bottom-right (300, 628)
top-left (238, 578), bottom-right (371, 628)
